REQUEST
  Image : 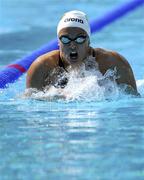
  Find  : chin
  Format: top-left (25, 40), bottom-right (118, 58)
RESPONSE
top-left (69, 58), bottom-right (79, 64)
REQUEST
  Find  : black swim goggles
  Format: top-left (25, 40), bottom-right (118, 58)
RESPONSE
top-left (59, 35), bottom-right (87, 44)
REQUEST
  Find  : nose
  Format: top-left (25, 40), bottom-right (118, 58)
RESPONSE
top-left (69, 41), bottom-right (77, 49)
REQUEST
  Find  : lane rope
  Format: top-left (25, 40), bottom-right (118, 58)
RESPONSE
top-left (0, 0), bottom-right (143, 88)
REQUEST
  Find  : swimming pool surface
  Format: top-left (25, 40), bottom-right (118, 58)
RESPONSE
top-left (0, 0), bottom-right (144, 179)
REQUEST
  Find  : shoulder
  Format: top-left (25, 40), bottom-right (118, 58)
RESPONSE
top-left (93, 47), bottom-right (129, 66)
top-left (27, 50), bottom-right (60, 79)
top-left (32, 50), bottom-right (60, 67)
top-left (26, 50), bottom-right (60, 89)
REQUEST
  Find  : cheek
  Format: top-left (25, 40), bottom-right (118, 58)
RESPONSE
top-left (78, 44), bottom-right (89, 55)
top-left (59, 45), bottom-right (69, 58)
top-left (59, 44), bottom-right (66, 53)
top-left (61, 47), bottom-right (69, 55)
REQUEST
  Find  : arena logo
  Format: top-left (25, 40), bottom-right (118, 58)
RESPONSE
top-left (64, 18), bottom-right (84, 24)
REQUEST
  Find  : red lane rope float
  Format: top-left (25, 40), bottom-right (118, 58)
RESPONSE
top-left (8, 64), bottom-right (26, 73)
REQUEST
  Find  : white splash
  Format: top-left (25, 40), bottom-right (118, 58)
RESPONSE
top-left (23, 59), bottom-right (123, 102)
top-left (136, 79), bottom-right (144, 96)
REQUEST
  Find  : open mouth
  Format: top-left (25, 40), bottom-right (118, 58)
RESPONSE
top-left (70, 51), bottom-right (78, 60)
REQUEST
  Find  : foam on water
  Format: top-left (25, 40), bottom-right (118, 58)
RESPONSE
top-left (1, 1), bottom-right (144, 179)
top-left (1, 65), bottom-right (144, 103)
top-left (23, 58), bottom-right (136, 102)
top-left (136, 79), bottom-right (144, 95)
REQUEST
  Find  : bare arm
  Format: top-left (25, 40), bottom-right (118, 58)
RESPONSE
top-left (26, 50), bottom-right (60, 90)
top-left (26, 58), bottom-right (47, 90)
top-left (95, 48), bottom-right (139, 95)
top-left (109, 52), bottom-right (138, 95)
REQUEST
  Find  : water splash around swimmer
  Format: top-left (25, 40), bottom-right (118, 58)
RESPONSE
top-left (23, 56), bottom-right (128, 102)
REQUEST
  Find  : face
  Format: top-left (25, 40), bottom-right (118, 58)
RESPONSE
top-left (58, 27), bottom-right (90, 67)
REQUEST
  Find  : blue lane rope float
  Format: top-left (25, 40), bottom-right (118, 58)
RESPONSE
top-left (0, 0), bottom-right (144, 88)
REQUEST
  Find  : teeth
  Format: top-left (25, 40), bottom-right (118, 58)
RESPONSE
top-left (71, 52), bottom-right (77, 54)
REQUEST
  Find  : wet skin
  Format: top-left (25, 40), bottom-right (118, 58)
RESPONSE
top-left (26, 27), bottom-right (139, 95)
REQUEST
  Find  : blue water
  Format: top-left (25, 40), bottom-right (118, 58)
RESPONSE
top-left (0, 0), bottom-right (144, 179)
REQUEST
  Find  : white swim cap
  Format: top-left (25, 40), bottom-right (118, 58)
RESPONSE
top-left (57, 10), bottom-right (91, 37)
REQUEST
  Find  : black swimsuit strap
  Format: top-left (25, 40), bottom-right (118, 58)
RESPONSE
top-left (92, 48), bottom-right (96, 57)
top-left (58, 55), bottom-right (68, 72)
top-left (52, 54), bottom-right (68, 88)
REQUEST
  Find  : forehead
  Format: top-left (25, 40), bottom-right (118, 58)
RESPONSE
top-left (58, 27), bottom-right (87, 37)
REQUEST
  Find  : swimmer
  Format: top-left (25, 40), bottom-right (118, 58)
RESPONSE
top-left (26, 10), bottom-right (139, 95)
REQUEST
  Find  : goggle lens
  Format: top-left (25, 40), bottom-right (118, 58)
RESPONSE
top-left (59, 36), bottom-right (87, 44)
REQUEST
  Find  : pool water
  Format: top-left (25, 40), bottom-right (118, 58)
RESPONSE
top-left (0, 0), bottom-right (144, 179)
